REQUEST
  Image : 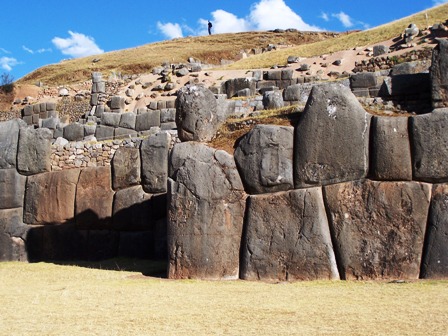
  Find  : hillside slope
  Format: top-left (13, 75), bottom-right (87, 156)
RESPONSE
top-left (18, 31), bottom-right (338, 85)
top-left (226, 3), bottom-right (448, 69)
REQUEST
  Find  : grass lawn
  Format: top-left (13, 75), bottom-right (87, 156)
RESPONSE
top-left (0, 260), bottom-right (447, 335)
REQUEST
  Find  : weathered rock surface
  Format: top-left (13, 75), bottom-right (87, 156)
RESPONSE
top-left (0, 119), bottom-right (25, 169)
top-left (223, 78), bottom-right (257, 98)
top-left (112, 185), bottom-right (152, 231)
top-left (101, 112), bottom-right (121, 127)
top-left (421, 184), bottom-right (448, 278)
top-left (283, 83), bottom-right (313, 103)
top-left (63, 123), bottom-right (85, 141)
top-left (135, 111), bottom-right (160, 131)
top-left (241, 188), bottom-right (339, 281)
top-left (95, 125), bottom-right (115, 140)
top-left (24, 169), bottom-right (81, 225)
top-left (175, 85), bottom-right (221, 142)
top-left (0, 169), bottom-right (26, 209)
top-left (234, 125), bottom-right (294, 194)
top-left (431, 39), bottom-right (448, 108)
top-left (294, 83), bottom-right (371, 187)
top-left (75, 167), bottom-right (114, 230)
top-left (410, 110), bottom-right (448, 182)
top-left (324, 180), bottom-right (431, 280)
top-left (0, 208), bottom-right (29, 261)
top-left (141, 132), bottom-right (171, 193)
top-left (17, 127), bottom-right (52, 176)
top-left (168, 142), bottom-right (246, 279)
top-left (111, 147), bottom-right (141, 190)
top-left (262, 90), bottom-right (284, 109)
top-left (370, 116), bottom-right (412, 181)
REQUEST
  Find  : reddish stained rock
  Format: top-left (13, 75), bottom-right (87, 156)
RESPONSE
top-left (24, 169), bottom-right (80, 225)
top-left (241, 188), bottom-right (339, 281)
top-left (324, 180), bottom-right (431, 280)
top-left (75, 166), bottom-right (114, 229)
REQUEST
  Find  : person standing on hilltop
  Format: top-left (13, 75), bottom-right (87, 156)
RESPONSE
top-left (208, 21), bottom-right (213, 35)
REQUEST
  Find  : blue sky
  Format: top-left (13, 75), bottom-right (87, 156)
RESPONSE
top-left (0, 0), bottom-right (446, 80)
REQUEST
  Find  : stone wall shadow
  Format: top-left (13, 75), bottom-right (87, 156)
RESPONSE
top-left (24, 197), bottom-right (168, 277)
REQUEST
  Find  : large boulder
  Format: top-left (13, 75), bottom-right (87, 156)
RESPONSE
top-left (111, 147), bottom-right (141, 190)
top-left (23, 169), bottom-right (81, 225)
top-left (223, 78), bottom-right (257, 98)
top-left (420, 184), bottom-right (448, 279)
top-left (240, 188), bottom-right (339, 281)
top-left (95, 125), bottom-right (115, 140)
top-left (135, 111), bottom-right (160, 131)
top-left (234, 125), bottom-right (294, 194)
top-left (431, 39), bottom-right (448, 108)
top-left (283, 83), bottom-right (313, 104)
top-left (110, 96), bottom-right (125, 110)
top-left (0, 169), bottom-right (26, 209)
top-left (75, 167), bottom-right (114, 230)
top-left (101, 112), bottom-right (121, 127)
top-left (324, 180), bottom-right (431, 280)
top-left (370, 116), bottom-right (412, 181)
top-left (294, 83), bottom-right (371, 188)
top-left (167, 142), bottom-right (247, 279)
top-left (63, 123), bottom-right (85, 141)
top-left (175, 85), bottom-right (222, 142)
top-left (140, 132), bottom-right (171, 193)
top-left (0, 208), bottom-right (29, 261)
top-left (112, 185), bottom-right (153, 231)
top-left (262, 90), bottom-right (284, 109)
top-left (0, 119), bottom-right (25, 169)
top-left (17, 127), bottom-right (52, 176)
top-left (410, 110), bottom-right (448, 182)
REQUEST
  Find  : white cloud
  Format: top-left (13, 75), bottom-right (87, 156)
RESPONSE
top-left (37, 48), bottom-right (52, 54)
top-left (199, 10), bottom-right (250, 35)
top-left (332, 12), bottom-right (353, 28)
top-left (157, 22), bottom-right (183, 39)
top-left (320, 12), bottom-right (329, 22)
top-left (23, 45), bottom-right (52, 54)
top-left (22, 45), bottom-right (34, 54)
top-left (0, 57), bottom-right (19, 71)
top-left (433, 0), bottom-right (448, 5)
top-left (0, 48), bottom-right (10, 54)
top-left (157, 0), bottom-right (320, 38)
top-left (195, 0), bottom-right (320, 36)
top-left (249, 0), bottom-right (320, 31)
top-left (52, 31), bottom-right (104, 58)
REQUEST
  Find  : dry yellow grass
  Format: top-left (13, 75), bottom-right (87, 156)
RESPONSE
top-left (0, 261), bottom-right (447, 336)
top-left (19, 31), bottom-right (336, 85)
top-left (226, 4), bottom-right (448, 70)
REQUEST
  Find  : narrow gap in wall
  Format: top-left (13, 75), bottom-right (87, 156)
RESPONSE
top-left (321, 186), bottom-right (346, 281)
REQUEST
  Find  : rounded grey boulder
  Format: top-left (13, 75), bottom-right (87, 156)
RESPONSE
top-left (235, 125), bottom-right (294, 194)
top-left (175, 85), bottom-right (219, 142)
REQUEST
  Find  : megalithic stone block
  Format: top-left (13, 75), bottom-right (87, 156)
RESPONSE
top-left (324, 180), bottom-right (431, 280)
top-left (294, 83), bottom-right (371, 188)
top-left (167, 142), bottom-right (247, 279)
top-left (241, 188), bottom-right (339, 281)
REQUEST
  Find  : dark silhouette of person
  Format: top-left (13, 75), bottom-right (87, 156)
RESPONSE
top-left (208, 21), bottom-right (213, 35)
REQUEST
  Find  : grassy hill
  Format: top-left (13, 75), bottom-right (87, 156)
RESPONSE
top-left (228, 3), bottom-right (448, 69)
top-left (16, 3), bottom-right (448, 86)
top-left (18, 31), bottom-right (338, 85)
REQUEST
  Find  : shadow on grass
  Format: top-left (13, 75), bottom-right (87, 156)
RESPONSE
top-left (52, 258), bottom-right (168, 278)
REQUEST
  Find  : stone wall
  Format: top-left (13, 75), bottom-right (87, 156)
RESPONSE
top-left (2, 83), bottom-right (448, 281)
top-left (167, 83), bottom-right (448, 281)
top-left (1, 40), bottom-right (447, 282)
top-left (0, 123), bottom-right (171, 262)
